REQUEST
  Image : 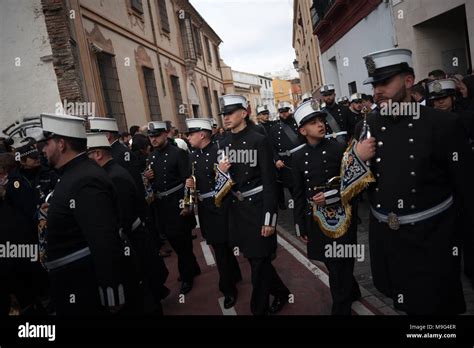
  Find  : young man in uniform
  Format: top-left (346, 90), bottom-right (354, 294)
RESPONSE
top-left (217, 95), bottom-right (290, 315)
top-left (348, 93), bottom-right (365, 131)
top-left (346, 48), bottom-right (474, 314)
top-left (87, 133), bottom-right (169, 314)
top-left (320, 84), bottom-right (356, 144)
top-left (267, 101), bottom-right (305, 210)
top-left (185, 118), bottom-right (242, 309)
top-left (89, 117), bottom-right (144, 194)
top-left (143, 121), bottom-right (200, 295)
top-left (39, 113), bottom-right (138, 316)
top-left (256, 105), bottom-right (275, 134)
top-left (291, 100), bottom-right (361, 315)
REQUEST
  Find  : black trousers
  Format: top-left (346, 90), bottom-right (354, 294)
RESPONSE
top-left (167, 232), bottom-right (200, 283)
top-left (277, 166), bottom-right (294, 209)
top-left (49, 255), bottom-right (141, 317)
top-left (324, 258), bottom-right (360, 315)
top-left (212, 243), bottom-right (242, 296)
top-left (248, 257), bottom-right (289, 315)
top-left (127, 226), bottom-right (168, 313)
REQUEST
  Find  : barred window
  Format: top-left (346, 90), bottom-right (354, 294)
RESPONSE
top-left (143, 67), bottom-right (162, 121)
top-left (179, 14), bottom-right (196, 60)
top-left (170, 75), bottom-right (186, 131)
top-left (193, 25), bottom-right (202, 57)
top-left (131, 0), bottom-right (143, 14)
top-left (158, 0), bottom-right (170, 33)
top-left (213, 90), bottom-right (219, 116)
top-left (213, 44), bottom-right (220, 66)
top-left (97, 52), bottom-right (127, 131)
top-left (205, 37), bottom-right (212, 64)
top-left (203, 86), bottom-right (212, 116)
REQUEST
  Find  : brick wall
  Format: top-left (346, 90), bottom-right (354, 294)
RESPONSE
top-left (41, 0), bottom-right (84, 102)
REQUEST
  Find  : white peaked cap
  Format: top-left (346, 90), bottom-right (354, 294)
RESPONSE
top-left (219, 95), bottom-right (248, 115)
top-left (40, 113), bottom-right (86, 139)
top-left (363, 48), bottom-right (413, 71)
top-left (278, 101), bottom-right (292, 109)
top-left (294, 99), bottom-right (325, 128)
top-left (350, 93), bottom-right (363, 102)
top-left (362, 48), bottom-right (413, 84)
top-left (256, 105), bottom-right (269, 114)
top-left (185, 118), bottom-right (213, 133)
top-left (88, 117), bottom-right (119, 132)
top-left (86, 132), bottom-right (111, 149)
top-left (320, 84), bottom-right (335, 93)
top-left (147, 121), bottom-right (168, 134)
top-left (427, 79), bottom-right (456, 93)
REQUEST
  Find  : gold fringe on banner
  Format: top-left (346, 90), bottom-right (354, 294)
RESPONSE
top-left (311, 202), bottom-right (353, 239)
top-left (340, 141), bottom-right (375, 207)
top-left (214, 165), bottom-right (234, 207)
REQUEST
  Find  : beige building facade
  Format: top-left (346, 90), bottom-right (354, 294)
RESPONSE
top-left (1, 0), bottom-right (228, 132)
top-left (292, 0), bottom-right (323, 97)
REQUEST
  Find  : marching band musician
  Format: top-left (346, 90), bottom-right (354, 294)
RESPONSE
top-left (38, 113), bottom-right (138, 316)
top-left (291, 100), bottom-right (361, 315)
top-left (343, 48), bottom-right (474, 314)
top-left (87, 133), bottom-right (169, 315)
top-left (143, 121), bottom-right (200, 295)
top-left (320, 84), bottom-right (356, 144)
top-left (185, 118), bottom-right (242, 309)
top-left (216, 95), bottom-right (290, 315)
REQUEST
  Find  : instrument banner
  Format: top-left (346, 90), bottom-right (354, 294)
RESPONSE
top-left (214, 165), bottom-right (234, 207)
top-left (311, 177), bottom-right (351, 239)
top-left (340, 140), bottom-right (375, 206)
top-left (312, 202), bottom-right (352, 239)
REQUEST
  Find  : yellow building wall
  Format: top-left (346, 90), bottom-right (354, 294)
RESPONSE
top-left (272, 79), bottom-right (293, 109)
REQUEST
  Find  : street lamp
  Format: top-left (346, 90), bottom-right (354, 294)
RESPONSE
top-left (293, 59), bottom-right (299, 70)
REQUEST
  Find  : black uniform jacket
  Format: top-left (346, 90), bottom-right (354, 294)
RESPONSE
top-left (292, 139), bottom-right (357, 261)
top-left (147, 142), bottom-right (193, 238)
top-left (221, 125), bottom-right (278, 258)
top-left (191, 141), bottom-right (230, 245)
top-left (267, 116), bottom-right (303, 162)
top-left (46, 153), bottom-right (129, 305)
top-left (111, 140), bottom-right (144, 194)
top-left (323, 102), bottom-right (356, 140)
top-left (103, 159), bottom-right (146, 233)
top-left (354, 105), bottom-right (474, 314)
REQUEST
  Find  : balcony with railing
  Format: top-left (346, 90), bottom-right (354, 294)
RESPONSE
top-left (311, 0), bottom-right (335, 31)
top-left (310, 0), bottom-right (382, 53)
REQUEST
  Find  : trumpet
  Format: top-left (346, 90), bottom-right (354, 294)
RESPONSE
top-left (184, 162), bottom-right (198, 207)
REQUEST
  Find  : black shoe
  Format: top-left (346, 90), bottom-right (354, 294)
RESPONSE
top-left (268, 296), bottom-right (287, 314)
top-left (180, 281), bottom-right (193, 295)
top-left (223, 293), bottom-right (237, 309)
